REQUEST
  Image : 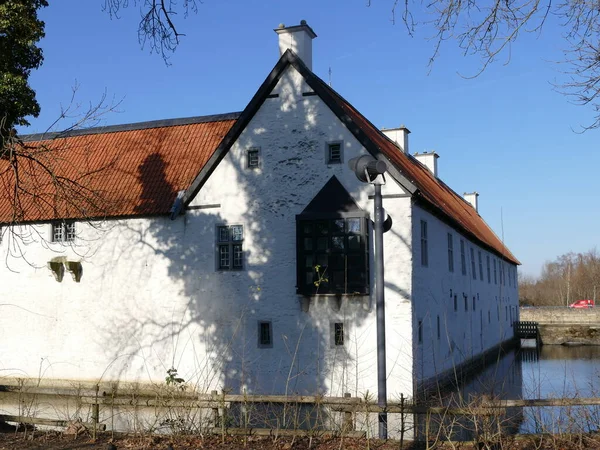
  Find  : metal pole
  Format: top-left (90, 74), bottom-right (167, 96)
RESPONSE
top-left (374, 182), bottom-right (387, 439)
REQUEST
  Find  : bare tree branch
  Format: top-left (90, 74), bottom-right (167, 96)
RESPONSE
top-left (102, 0), bottom-right (200, 62)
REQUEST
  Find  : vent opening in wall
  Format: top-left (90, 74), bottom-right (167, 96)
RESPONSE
top-left (247, 149), bottom-right (260, 169)
top-left (327, 142), bottom-right (342, 164)
top-left (333, 322), bottom-right (344, 346)
top-left (258, 321), bottom-right (272, 347)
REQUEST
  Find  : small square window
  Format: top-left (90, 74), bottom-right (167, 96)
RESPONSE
top-left (247, 149), bottom-right (260, 169)
top-left (52, 221), bottom-right (76, 243)
top-left (258, 321), bottom-right (272, 347)
top-left (334, 322), bottom-right (344, 346)
top-left (327, 143), bottom-right (342, 164)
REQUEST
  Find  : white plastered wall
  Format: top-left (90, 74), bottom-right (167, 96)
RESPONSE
top-left (0, 65), bottom-right (415, 404)
top-left (410, 205), bottom-right (520, 388)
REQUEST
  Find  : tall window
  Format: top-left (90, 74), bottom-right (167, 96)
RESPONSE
top-left (493, 259), bottom-right (498, 284)
top-left (478, 251), bottom-right (483, 280)
top-left (486, 255), bottom-right (491, 283)
top-left (460, 240), bottom-right (466, 275)
top-left (333, 322), bottom-right (345, 346)
top-left (52, 221), bottom-right (76, 243)
top-left (418, 320), bottom-right (423, 344)
top-left (447, 233), bottom-right (454, 272)
top-left (420, 220), bottom-right (428, 267)
top-left (454, 294), bottom-right (458, 312)
top-left (297, 217), bottom-right (369, 295)
top-left (470, 247), bottom-right (476, 280)
top-left (437, 315), bottom-right (441, 340)
top-left (217, 225), bottom-right (244, 270)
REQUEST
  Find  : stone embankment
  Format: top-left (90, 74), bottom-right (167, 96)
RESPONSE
top-left (519, 307), bottom-right (600, 345)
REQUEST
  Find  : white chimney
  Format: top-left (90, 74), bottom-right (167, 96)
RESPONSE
top-left (463, 192), bottom-right (479, 212)
top-left (414, 151), bottom-right (439, 177)
top-left (275, 21), bottom-right (317, 70)
top-left (381, 125), bottom-right (410, 153)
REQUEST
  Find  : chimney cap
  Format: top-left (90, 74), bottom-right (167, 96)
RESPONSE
top-left (274, 22), bottom-right (317, 39)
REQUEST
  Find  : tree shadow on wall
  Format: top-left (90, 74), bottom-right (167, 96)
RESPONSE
top-left (97, 74), bottom-right (381, 402)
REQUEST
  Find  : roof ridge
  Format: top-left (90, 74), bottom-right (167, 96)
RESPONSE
top-left (20, 111), bottom-right (242, 142)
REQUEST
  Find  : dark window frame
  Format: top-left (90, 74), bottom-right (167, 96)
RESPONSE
top-left (258, 321), bottom-right (273, 348)
top-left (247, 148), bottom-right (260, 169)
top-left (494, 259), bottom-right (498, 284)
top-left (296, 213), bottom-right (369, 296)
top-left (470, 247), bottom-right (476, 280)
top-left (478, 251), bottom-right (484, 281)
top-left (52, 220), bottom-right (76, 243)
top-left (486, 255), bottom-right (491, 283)
top-left (217, 224), bottom-right (244, 270)
top-left (447, 233), bottom-right (454, 272)
top-left (420, 220), bottom-right (428, 267)
top-left (326, 142), bottom-right (343, 164)
top-left (460, 239), bottom-right (467, 275)
top-left (333, 322), bottom-right (345, 346)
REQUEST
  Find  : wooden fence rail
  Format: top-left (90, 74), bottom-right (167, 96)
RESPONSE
top-left (2, 384), bottom-right (600, 435)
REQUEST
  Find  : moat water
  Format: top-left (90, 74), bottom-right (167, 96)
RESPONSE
top-left (461, 345), bottom-right (600, 434)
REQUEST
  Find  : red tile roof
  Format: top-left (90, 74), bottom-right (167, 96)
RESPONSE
top-left (0, 114), bottom-right (238, 224)
top-left (314, 78), bottom-right (520, 265)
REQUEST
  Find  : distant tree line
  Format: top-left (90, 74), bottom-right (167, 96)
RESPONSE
top-left (519, 249), bottom-right (600, 306)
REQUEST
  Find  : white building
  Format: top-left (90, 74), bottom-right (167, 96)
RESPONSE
top-left (0, 22), bottom-right (519, 415)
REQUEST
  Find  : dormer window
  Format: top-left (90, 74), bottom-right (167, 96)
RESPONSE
top-left (327, 142), bottom-right (342, 164)
top-left (52, 221), bottom-right (76, 243)
top-left (247, 148), bottom-right (260, 169)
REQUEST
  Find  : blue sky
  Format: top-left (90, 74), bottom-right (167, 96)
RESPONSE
top-left (20, 1), bottom-right (599, 278)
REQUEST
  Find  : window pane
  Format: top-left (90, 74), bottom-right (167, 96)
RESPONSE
top-left (347, 218), bottom-right (360, 234)
top-left (304, 255), bottom-right (314, 268)
top-left (248, 150), bottom-right (259, 168)
top-left (302, 222), bottom-right (312, 234)
top-left (219, 245), bottom-right (230, 269)
top-left (334, 323), bottom-right (344, 346)
top-left (317, 237), bottom-right (328, 251)
top-left (316, 221), bottom-right (329, 235)
top-left (231, 225), bottom-right (243, 242)
top-left (303, 238), bottom-right (313, 251)
top-left (305, 272), bottom-right (315, 286)
top-left (218, 226), bottom-right (229, 242)
top-left (332, 219), bottom-right (345, 234)
top-left (65, 222), bottom-right (76, 242)
top-left (53, 223), bottom-right (64, 242)
top-left (259, 322), bottom-right (271, 345)
top-left (331, 236), bottom-right (344, 251)
top-left (232, 244), bottom-right (243, 268)
top-left (316, 254), bottom-right (328, 268)
top-left (348, 235), bottom-right (361, 250)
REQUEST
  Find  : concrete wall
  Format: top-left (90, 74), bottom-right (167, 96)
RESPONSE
top-left (520, 307), bottom-right (600, 324)
top-left (520, 307), bottom-right (600, 345)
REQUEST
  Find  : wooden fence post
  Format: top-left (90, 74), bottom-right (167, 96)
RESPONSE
top-left (211, 390), bottom-right (219, 427)
top-left (343, 393), bottom-right (354, 431)
top-left (400, 393), bottom-right (405, 449)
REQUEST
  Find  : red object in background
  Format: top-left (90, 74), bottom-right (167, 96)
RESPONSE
top-left (569, 299), bottom-right (595, 308)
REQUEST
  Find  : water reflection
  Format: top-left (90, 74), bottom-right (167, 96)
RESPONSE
top-left (520, 345), bottom-right (600, 434)
top-left (453, 345), bottom-right (600, 435)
